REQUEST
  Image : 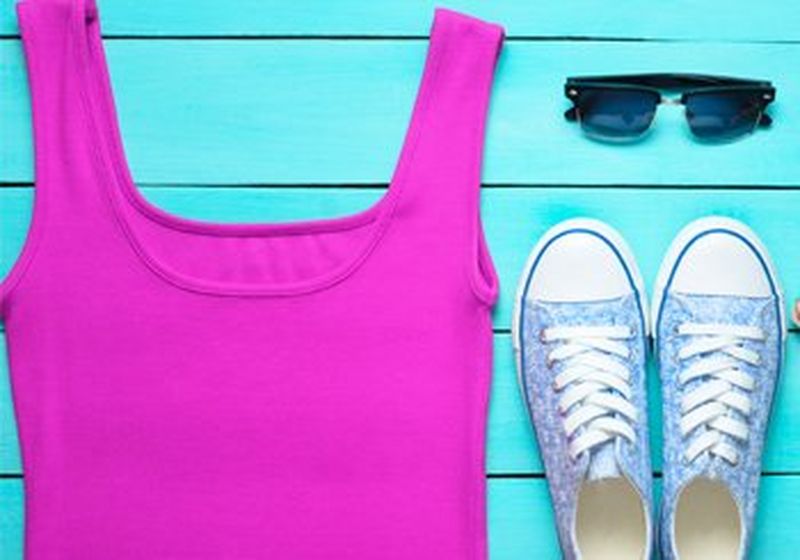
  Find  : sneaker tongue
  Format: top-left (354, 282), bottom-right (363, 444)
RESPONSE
top-left (586, 442), bottom-right (621, 480)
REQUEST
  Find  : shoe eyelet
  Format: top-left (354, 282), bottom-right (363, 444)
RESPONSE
top-left (539, 329), bottom-right (548, 343)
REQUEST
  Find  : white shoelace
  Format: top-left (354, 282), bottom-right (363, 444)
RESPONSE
top-left (544, 325), bottom-right (637, 461)
top-left (676, 322), bottom-right (766, 465)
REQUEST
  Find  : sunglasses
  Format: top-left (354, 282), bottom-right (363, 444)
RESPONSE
top-left (564, 74), bottom-right (775, 142)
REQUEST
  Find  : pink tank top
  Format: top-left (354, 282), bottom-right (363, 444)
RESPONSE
top-left (3, 1), bottom-right (503, 557)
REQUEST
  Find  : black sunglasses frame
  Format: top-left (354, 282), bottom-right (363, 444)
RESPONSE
top-left (563, 73), bottom-right (776, 137)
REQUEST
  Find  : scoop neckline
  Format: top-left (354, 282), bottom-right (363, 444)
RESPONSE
top-left (72, 2), bottom-right (442, 297)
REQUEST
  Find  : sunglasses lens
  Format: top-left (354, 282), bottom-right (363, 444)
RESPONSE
top-left (576, 89), bottom-right (659, 139)
top-left (685, 90), bottom-right (764, 140)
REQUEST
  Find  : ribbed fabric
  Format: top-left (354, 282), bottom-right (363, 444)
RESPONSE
top-left (2, 1), bottom-right (503, 558)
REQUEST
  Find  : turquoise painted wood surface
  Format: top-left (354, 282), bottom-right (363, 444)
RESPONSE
top-left (2, 1), bottom-right (798, 41)
top-left (0, 338), bottom-right (17, 473)
top-left (3, 477), bottom-right (800, 559)
top-left (0, 481), bottom-right (24, 559)
top-left (2, 0), bottom-right (800, 557)
top-left (2, 40), bottom-right (800, 185)
top-left (5, 187), bottom-right (798, 333)
top-left (0, 323), bottom-right (788, 476)
top-left (1, 188), bottom-right (799, 476)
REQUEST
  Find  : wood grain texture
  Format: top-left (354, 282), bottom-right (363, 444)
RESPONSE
top-left (2, 331), bottom-right (797, 476)
top-left (2, 40), bottom-right (799, 186)
top-left (487, 334), bottom-right (800, 475)
top-left (4, 187), bottom-right (798, 329)
top-left (1, 188), bottom-right (799, 475)
top-left (486, 476), bottom-right (800, 559)
top-left (2, 477), bottom-right (800, 559)
top-left (1, 2), bottom-right (799, 556)
top-left (2, 1), bottom-right (799, 41)
top-left (0, 480), bottom-right (24, 559)
top-left (0, 338), bottom-right (17, 474)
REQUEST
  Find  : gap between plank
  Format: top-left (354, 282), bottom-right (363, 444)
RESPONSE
top-left (1, 472), bottom-right (798, 479)
top-left (1, 327), bottom-right (798, 334)
top-left (1, 35), bottom-right (799, 44)
top-left (3, 182), bottom-right (800, 191)
top-left (487, 471), bottom-right (800, 478)
top-left (1, 184), bottom-right (798, 333)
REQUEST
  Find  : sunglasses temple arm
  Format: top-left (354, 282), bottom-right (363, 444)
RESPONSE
top-left (564, 106), bottom-right (578, 121)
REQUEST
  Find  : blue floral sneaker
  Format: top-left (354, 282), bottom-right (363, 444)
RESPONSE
top-left (513, 219), bottom-right (653, 560)
top-left (653, 217), bottom-right (785, 560)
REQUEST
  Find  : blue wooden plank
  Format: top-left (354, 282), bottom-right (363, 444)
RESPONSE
top-left (487, 476), bottom-right (800, 559)
top-left (1, 187), bottom-right (799, 474)
top-left (0, 476), bottom-right (800, 560)
top-left (0, 191), bottom-right (31, 292)
top-left (2, 329), bottom-right (796, 476)
top-left (2, 186), bottom-right (799, 329)
top-left (483, 188), bottom-right (800, 332)
top-left (0, 479), bottom-right (23, 559)
top-left (0, 337), bottom-right (19, 474)
top-left (487, 334), bottom-right (800, 474)
top-left (3, 476), bottom-right (800, 558)
top-left (3, 1), bottom-right (799, 41)
top-left (2, 40), bottom-right (800, 185)
top-left (487, 477), bottom-right (559, 557)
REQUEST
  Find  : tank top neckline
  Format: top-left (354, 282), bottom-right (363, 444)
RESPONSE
top-left (72, 1), bottom-right (447, 297)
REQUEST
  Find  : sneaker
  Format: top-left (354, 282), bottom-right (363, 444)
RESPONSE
top-left (513, 219), bottom-right (653, 560)
top-left (653, 217), bottom-right (785, 560)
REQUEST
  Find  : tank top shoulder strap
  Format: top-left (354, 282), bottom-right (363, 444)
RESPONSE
top-left (2, 0), bottom-right (118, 316)
top-left (396, 9), bottom-right (503, 205)
top-left (392, 9), bottom-right (504, 304)
top-left (16, 0), bottom-right (104, 203)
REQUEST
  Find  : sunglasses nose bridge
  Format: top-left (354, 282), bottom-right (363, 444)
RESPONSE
top-left (660, 97), bottom-right (683, 106)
